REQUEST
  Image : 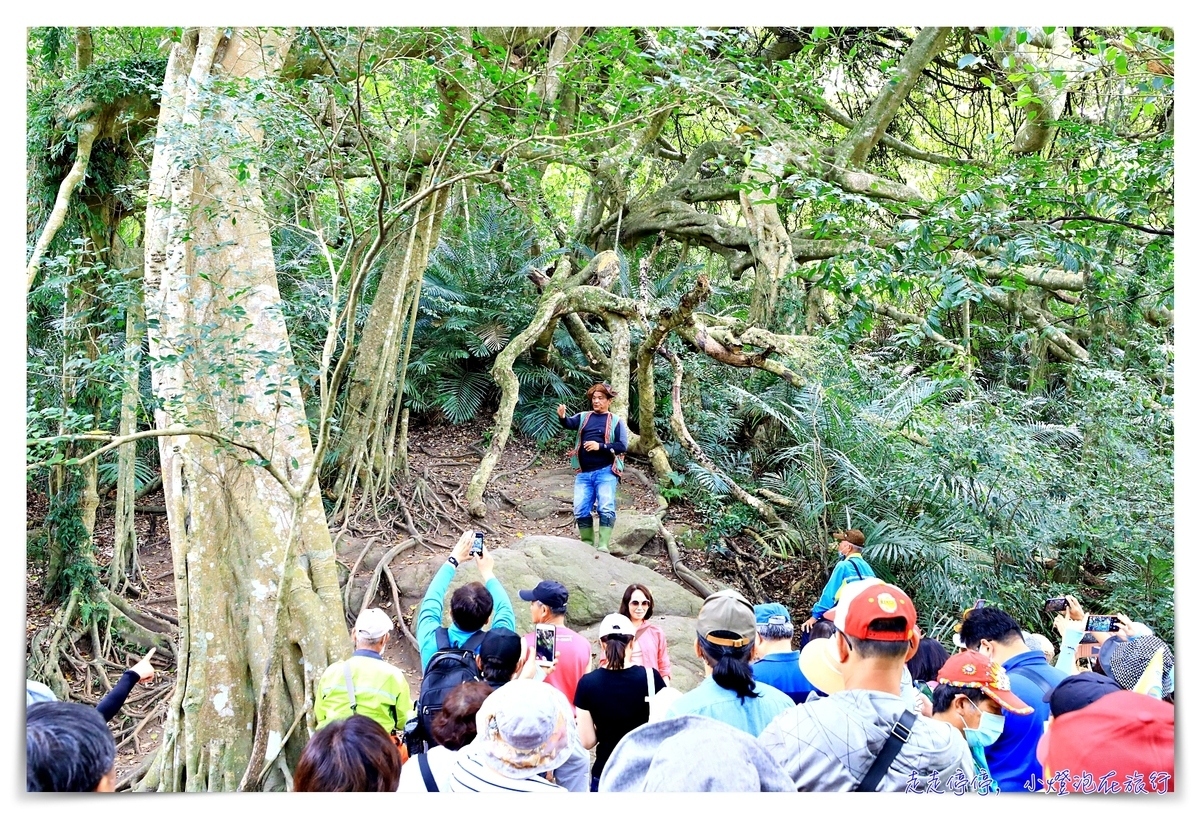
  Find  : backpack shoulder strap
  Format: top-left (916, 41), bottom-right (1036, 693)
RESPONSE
top-left (855, 709), bottom-right (918, 792)
top-left (342, 662), bottom-right (358, 713)
top-left (1008, 664), bottom-right (1055, 697)
top-left (434, 627), bottom-right (451, 652)
top-left (418, 750), bottom-right (439, 792)
top-left (850, 557), bottom-right (864, 580)
top-left (461, 629), bottom-right (487, 654)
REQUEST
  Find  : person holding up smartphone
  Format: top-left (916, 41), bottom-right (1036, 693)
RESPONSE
top-left (519, 579), bottom-right (591, 706)
top-left (414, 529), bottom-right (517, 671)
top-left (1049, 595), bottom-right (1133, 675)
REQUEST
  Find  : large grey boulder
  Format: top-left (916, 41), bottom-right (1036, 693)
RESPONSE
top-left (608, 511), bottom-right (664, 556)
top-left (395, 535), bottom-right (703, 636)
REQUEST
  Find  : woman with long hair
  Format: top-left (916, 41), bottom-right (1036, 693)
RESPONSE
top-left (607, 584), bottom-right (671, 682)
top-left (573, 614), bottom-right (666, 791)
top-left (662, 589), bottom-right (794, 737)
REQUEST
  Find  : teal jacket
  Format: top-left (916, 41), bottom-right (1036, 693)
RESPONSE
top-left (811, 554), bottom-right (875, 619)
top-left (417, 561), bottom-right (516, 670)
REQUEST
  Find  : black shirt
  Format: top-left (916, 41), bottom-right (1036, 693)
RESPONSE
top-left (561, 412), bottom-right (627, 473)
top-left (574, 666), bottom-right (665, 777)
top-left (96, 670), bottom-right (139, 722)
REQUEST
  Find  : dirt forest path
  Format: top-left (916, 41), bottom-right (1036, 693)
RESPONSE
top-left (333, 418), bottom-right (705, 684)
top-left (26, 416), bottom-right (826, 785)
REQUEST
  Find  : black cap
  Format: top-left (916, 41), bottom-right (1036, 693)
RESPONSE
top-left (480, 627), bottom-right (522, 669)
top-left (1043, 671), bottom-right (1123, 717)
top-left (518, 580), bottom-right (569, 609)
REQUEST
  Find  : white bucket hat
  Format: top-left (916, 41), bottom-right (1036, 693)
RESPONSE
top-left (469, 679), bottom-right (571, 779)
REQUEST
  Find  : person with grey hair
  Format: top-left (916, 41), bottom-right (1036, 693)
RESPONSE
top-left (314, 607), bottom-right (411, 739)
top-left (1023, 631), bottom-right (1055, 664)
top-left (751, 603), bottom-right (814, 704)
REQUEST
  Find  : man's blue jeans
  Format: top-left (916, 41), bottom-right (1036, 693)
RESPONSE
top-left (573, 468), bottom-right (617, 529)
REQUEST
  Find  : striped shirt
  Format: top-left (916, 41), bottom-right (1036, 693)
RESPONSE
top-left (447, 751), bottom-right (566, 792)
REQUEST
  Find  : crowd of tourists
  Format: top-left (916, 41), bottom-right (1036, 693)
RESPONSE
top-left (26, 528), bottom-right (1174, 794)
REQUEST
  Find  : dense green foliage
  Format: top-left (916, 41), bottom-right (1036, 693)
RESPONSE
top-left (27, 26), bottom-right (1173, 646)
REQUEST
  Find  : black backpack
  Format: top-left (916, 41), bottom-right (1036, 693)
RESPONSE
top-left (406, 627), bottom-right (486, 754)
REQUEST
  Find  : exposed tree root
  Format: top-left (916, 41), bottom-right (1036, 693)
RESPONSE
top-left (656, 521), bottom-right (715, 598)
top-left (355, 538), bottom-right (419, 621)
top-left (116, 752), bottom-right (158, 792)
top-left (384, 565), bottom-right (420, 653)
top-left (664, 349), bottom-right (783, 528)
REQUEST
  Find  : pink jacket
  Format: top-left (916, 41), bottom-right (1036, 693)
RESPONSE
top-left (631, 622), bottom-right (672, 679)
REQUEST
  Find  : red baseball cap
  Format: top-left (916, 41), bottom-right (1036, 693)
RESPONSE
top-left (936, 650), bottom-right (1033, 715)
top-left (1043, 690), bottom-right (1174, 792)
top-left (832, 579), bottom-right (916, 641)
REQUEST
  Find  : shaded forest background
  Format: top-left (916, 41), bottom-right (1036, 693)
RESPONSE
top-left (22, 25), bottom-right (1173, 791)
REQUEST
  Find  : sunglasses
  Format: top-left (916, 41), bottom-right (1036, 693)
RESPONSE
top-left (629, 600), bottom-right (650, 606)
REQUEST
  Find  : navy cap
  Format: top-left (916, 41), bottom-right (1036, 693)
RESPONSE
top-left (519, 580), bottom-right (569, 609)
top-left (1043, 671), bottom-right (1122, 717)
top-left (753, 602), bottom-right (791, 626)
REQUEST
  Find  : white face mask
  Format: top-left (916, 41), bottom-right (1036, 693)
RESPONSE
top-left (960, 698), bottom-right (1005, 749)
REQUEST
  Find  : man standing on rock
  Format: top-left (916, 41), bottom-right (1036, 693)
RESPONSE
top-left (557, 382), bottom-right (629, 553)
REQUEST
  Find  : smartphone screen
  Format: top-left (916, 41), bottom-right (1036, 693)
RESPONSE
top-left (535, 624), bottom-right (556, 663)
top-left (1044, 597), bottom-right (1068, 613)
top-left (471, 532), bottom-right (484, 556)
top-left (1085, 615), bottom-right (1117, 633)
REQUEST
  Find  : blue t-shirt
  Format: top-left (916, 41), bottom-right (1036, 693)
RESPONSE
top-left (751, 651), bottom-right (815, 705)
top-left (985, 650), bottom-right (1067, 792)
top-left (663, 675), bottom-right (795, 737)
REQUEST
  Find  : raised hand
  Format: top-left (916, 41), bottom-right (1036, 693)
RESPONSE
top-left (451, 529), bottom-right (475, 565)
top-left (131, 648), bottom-right (157, 683)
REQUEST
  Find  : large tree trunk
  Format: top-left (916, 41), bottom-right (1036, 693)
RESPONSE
top-left (139, 27), bottom-right (348, 792)
top-left (110, 239), bottom-right (145, 593)
top-left (742, 145), bottom-right (796, 331)
top-left (335, 177), bottom-right (448, 520)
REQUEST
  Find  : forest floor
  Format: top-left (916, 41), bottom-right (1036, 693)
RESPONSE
top-left (25, 415), bottom-right (827, 785)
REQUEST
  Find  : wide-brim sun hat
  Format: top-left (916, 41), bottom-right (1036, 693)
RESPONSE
top-left (799, 636), bottom-right (845, 694)
top-left (469, 679), bottom-right (571, 779)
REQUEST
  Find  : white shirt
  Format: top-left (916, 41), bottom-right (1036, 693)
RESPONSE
top-left (397, 745), bottom-right (457, 792)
